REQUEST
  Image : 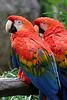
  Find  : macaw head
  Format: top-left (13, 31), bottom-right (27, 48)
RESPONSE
top-left (33, 17), bottom-right (65, 37)
top-left (5, 15), bottom-right (35, 34)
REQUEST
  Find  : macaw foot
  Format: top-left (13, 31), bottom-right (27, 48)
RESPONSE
top-left (17, 68), bottom-right (31, 84)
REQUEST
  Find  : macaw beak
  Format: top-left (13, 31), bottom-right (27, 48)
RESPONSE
top-left (5, 20), bottom-right (17, 33)
top-left (34, 24), bottom-right (45, 37)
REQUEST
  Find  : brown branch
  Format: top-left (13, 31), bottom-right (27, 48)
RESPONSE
top-left (0, 78), bottom-right (38, 97)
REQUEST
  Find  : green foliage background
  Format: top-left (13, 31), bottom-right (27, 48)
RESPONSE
top-left (39, 0), bottom-right (67, 28)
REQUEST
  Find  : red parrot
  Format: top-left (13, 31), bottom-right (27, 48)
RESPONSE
top-left (33, 17), bottom-right (67, 100)
top-left (5, 15), bottom-right (60, 100)
top-left (7, 18), bottom-right (31, 85)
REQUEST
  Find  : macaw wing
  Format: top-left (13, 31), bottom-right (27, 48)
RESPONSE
top-left (10, 48), bottom-right (19, 68)
top-left (14, 37), bottom-right (60, 96)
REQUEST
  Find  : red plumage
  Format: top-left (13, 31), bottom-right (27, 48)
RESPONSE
top-left (33, 17), bottom-right (67, 68)
top-left (6, 15), bottom-right (60, 100)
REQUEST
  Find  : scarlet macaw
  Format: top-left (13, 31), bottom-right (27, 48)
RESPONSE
top-left (5, 15), bottom-right (60, 100)
top-left (33, 17), bottom-right (67, 100)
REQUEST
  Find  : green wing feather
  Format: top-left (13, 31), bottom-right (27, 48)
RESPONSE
top-left (18, 48), bottom-right (55, 77)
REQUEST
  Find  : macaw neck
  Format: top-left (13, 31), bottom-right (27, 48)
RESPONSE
top-left (10, 29), bottom-right (52, 54)
top-left (43, 25), bottom-right (65, 38)
top-left (11, 29), bottom-right (39, 41)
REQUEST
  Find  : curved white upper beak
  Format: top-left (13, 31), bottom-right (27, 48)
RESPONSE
top-left (5, 20), bottom-right (12, 32)
top-left (34, 25), bottom-right (39, 33)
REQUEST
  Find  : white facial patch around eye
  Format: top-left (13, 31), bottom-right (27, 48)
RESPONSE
top-left (40, 23), bottom-right (48, 31)
top-left (14, 20), bottom-right (23, 31)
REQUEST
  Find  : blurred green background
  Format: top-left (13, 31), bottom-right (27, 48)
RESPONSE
top-left (0, 0), bottom-right (67, 99)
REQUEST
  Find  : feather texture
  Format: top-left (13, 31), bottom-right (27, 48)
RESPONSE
top-left (33, 17), bottom-right (67, 99)
top-left (6, 15), bottom-right (60, 99)
top-left (12, 33), bottom-right (60, 97)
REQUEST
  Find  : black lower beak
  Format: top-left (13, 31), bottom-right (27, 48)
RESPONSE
top-left (9, 23), bottom-right (17, 33)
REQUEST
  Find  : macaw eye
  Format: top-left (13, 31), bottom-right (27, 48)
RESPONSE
top-left (14, 20), bottom-right (22, 25)
top-left (14, 20), bottom-right (23, 31)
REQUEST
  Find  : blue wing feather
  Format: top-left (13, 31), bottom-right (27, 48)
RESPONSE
top-left (19, 49), bottom-right (60, 97)
top-left (10, 49), bottom-right (19, 68)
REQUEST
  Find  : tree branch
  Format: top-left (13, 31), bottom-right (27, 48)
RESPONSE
top-left (0, 78), bottom-right (38, 97)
